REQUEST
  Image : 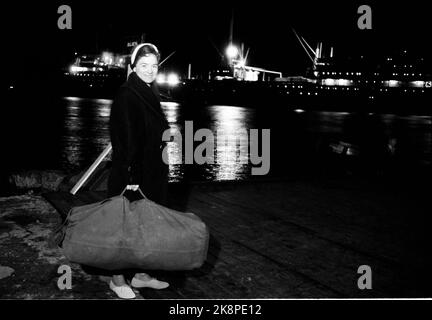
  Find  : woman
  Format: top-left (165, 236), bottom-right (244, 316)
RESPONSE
top-left (107, 43), bottom-right (170, 299)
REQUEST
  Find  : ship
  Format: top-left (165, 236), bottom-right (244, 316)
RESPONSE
top-left (169, 30), bottom-right (432, 114)
top-left (60, 52), bottom-right (127, 98)
top-left (58, 32), bottom-right (432, 114)
top-left (60, 45), bottom-right (180, 100)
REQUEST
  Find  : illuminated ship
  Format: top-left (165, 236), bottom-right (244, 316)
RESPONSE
top-left (59, 31), bottom-right (431, 113)
top-left (60, 52), bottom-right (127, 97)
top-left (267, 30), bottom-right (432, 112)
top-left (181, 31), bottom-right (432, 113)
top-left (61, 48), bottom-right (181, 99)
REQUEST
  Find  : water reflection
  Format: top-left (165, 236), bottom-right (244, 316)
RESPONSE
top-left (159, 103), bottom-right (256, 181)
top-left (58, 97), bottom-right (431, 182)
top-left (207, 105), bottom-right (253, 181)
top-left (308, 111), bottom-right (349, 134)
top-left (62, 97), bottom-right (111, 171)
top-left (161, 102), bottom-right (183, 182)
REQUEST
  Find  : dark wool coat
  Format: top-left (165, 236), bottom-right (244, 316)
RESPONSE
top-left (108, 72), bottom-right (169, 205)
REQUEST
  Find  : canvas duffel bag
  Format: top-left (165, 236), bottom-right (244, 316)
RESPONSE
top-left (57, 186), bottom-right (209, 271)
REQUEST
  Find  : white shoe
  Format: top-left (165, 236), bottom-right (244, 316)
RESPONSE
top-left (109, 280), bottom-right (136, 299)
top-left (131, 275), bottom-right (169, 289)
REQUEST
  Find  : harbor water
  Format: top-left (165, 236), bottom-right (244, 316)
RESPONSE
top-left (1, 89), bottom-right (431, 194)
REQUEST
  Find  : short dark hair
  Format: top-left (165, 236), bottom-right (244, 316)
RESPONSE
top-left (130, 43), bottom-right (160, 68)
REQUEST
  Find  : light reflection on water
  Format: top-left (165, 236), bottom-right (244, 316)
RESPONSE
top-left (160, 103), bottom-right (255, 181)
top-left (207, 105), bottom-right (254, 181)
top-left (61, 97), bottom-right (111, 172)
top-left (163, 102), bottom-right (184, 182)
top-left (60, 97), bottom-right (432, 181)
top-left (61, 99), bottom-right (261, 181)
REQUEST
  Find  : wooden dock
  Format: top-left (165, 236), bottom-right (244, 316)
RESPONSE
top-left (43, 177), bottom-right (432, 298)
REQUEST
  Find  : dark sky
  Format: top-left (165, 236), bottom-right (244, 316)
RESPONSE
top-left (3, 0), bottom-right (431, 79)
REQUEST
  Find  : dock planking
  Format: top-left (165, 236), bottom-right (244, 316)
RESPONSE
top-left (43, 178), bottom-right (432, 298)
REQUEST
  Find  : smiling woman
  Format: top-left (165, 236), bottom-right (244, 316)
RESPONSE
top-left (130, 43), bottom-right (161, 83)
top-left (109, 43), bottom-right (167, 202)
top-left (106, 42), bottom-right (171, 299)
top-left (134, 55), bottom-right (159, 84)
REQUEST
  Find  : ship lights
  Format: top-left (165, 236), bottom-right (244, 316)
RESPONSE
top-left (226, 45), bottom-right (239, 59)
top-left (388, 80), bottom-right (400, 87)
top-left (167, 73), bottom-right (180, 86)
top-left (102, 52), bottom-right (114, 65)
top-left (70, 65), bottom-right (89, 73)
top-left (323, 78), bottom-right (336, 86)
top-left (235, 59), bottom-right (246, 68)
top-left (156, 74), bottom-right (166, 84)
top-left (157, 72), bottom-right (180, 86)
top-left (336, 79), bottom-right (350, 86)
top-left (412, 81), bottom-right (425, 87)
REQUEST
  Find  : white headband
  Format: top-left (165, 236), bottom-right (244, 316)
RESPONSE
top-left (130, 43), bottom-right (159, 66)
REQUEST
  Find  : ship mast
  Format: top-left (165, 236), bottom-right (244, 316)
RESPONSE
top-left (292, 28), bottom-right (316, 65)
top-left (292, 28), bottom-right (321, 70)
top-left (229, 9), bottom-right (234, 46)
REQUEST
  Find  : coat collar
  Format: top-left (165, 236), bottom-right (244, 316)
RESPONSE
top-left (126, 72), bottom-right (168, 125)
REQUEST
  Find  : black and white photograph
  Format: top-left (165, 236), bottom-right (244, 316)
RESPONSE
top-left (1, 0), bottom-right (431, 307)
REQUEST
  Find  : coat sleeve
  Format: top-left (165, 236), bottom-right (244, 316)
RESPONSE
top-left (109, 88), bottom-right (137, 183)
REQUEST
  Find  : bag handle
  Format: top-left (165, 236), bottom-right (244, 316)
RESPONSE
top-left (120, 185), bottom-right (148, 200)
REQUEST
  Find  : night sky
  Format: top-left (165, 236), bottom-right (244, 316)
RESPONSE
top-left (3, 0), bottom-right (431, 81)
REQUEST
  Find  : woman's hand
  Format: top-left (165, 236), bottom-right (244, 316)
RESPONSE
top-left (126, 185), bottom-right (139, 191)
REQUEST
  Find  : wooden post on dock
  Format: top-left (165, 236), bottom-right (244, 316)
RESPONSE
top-left (70, 143), bottom-right (112, 195)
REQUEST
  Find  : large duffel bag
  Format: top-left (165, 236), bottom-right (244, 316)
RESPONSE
top-left (56, 187), bottom-right (209, 271)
